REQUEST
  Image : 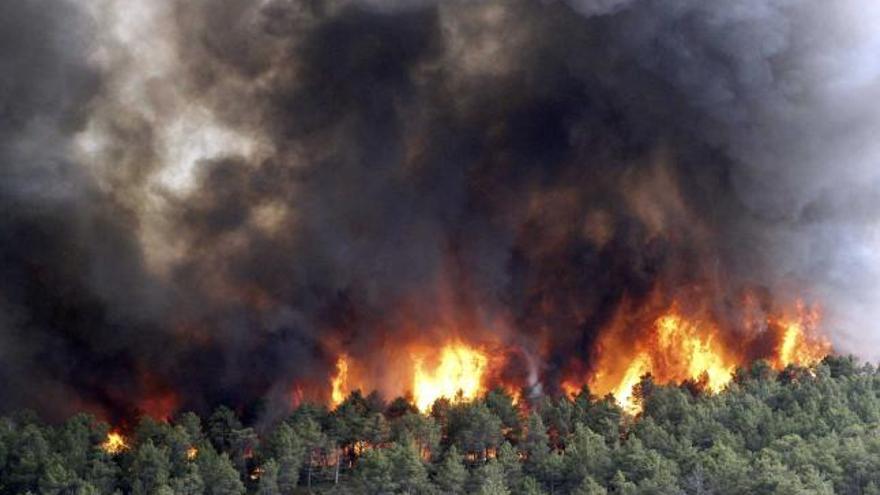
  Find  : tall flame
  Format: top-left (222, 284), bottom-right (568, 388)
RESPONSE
top-left (588, 309), bottom-right (736, 413)
top-left (584, 301), bottom-right (831, 413)
top-left (654, 313), bottom-right (734, 392)
top-left (412, 343), bottom-right (488, 412)
top-left (610, 353), bottom-right (651, 414)
top-left (330, 354), bottom-right (350, 408)
top-left (773, 302), bottom-right (829, 368)
top-left (323, 300), bottom-right (830, 415)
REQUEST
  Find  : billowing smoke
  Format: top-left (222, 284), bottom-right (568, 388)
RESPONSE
top-left (2, 0), bottom-right (878, 421)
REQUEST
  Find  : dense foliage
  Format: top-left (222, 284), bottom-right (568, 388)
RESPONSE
top-left (3, 356), bottom-right (880, 494)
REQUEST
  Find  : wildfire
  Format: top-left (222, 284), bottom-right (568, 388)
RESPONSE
top-left (186, 446), bottom-right (199, 460)
top-left (330, 354), bottom-right (350, 408)
top-left (654, 313), bottom-right (734, 392)
top-left (101, 431), bottom-right (128, 454)
top-left (583, 300), bottom-right (831, 414)
top-left (609, 353), bottom-right (651, 414)
top-left (412, 343), bottom-right (488, 412)
top-left (586, 309), bottom-right (736, 412)
top-left (773, 302), bottom-right (829, 368)
top-left (321, 300), bottom-right (830, 416)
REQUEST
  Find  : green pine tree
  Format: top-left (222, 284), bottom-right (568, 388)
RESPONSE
top-left (433, 445), bottom-right (467, 494)
top-left (197, 448), bottom-right (245, 495)
top-left (130, 440), bottom-right (172, 495)
top-left (256, 459), bottom-right (280, 495)
top-left (476, 459), bottom-right (510, 495)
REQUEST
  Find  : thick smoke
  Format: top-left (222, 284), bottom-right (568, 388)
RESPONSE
top-left (2, 0), bottom-right (879, 420)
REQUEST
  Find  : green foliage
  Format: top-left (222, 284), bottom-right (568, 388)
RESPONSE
top-left (197, 447), bottom-right (245, 495)
top-left (433, 445), bottom-right (467, 494)
top-left (85, 447), bottom-right (120, 493)
top-left (496, 441), bottom-right (523, 490)
top-left (353, 447), bottom-right (393, 494)
top-left (390, 412), bottom-right (439, 461)
top-left (130, 440), bottom-right (172, 495)
top-left (524, 412), bottom-right (550, 470)
top-left (170, 460), bottom-right (204, 495)
top-left (262, 422), bottom-right (303, 469)
top-left (485, 388), bottom-right (522, 441)
top-left (6, 423), bottom-right (50, 492)
top-left (11, 356), bottom-right (880, 494)
top-left (207, 406), bottom-right (244, 454)
top-left (386, 438), bottom-right (432, 494)
top-left (255, 459), bottom-right (279, 495)
top-left (572, 476), bottom-right (606, 495)
top-left (475, 459), bottom-right (509, 495)
top-left (447, 402), bottom-right (503, 461)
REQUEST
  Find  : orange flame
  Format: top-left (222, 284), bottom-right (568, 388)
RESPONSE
top-left (609, 353), bottom-right (651, 414)
top-left (412, 343), bottom-right (489, 412)
top-left (654, 313), bottom-right (734, 392)
top-left (582, 300), bottom-right (831, 414)
top-left (587, 309), bottom-right (736, 413)
top-left (321, 298), bottom-right (830, 416)
top-left (330, 354), bottom-right (350, 408)
top-left (772, 302), bottom-right (829, 368)
top-left (101, 431), bottom-right (128, 454)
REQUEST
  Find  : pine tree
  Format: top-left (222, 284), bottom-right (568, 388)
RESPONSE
top-left (476, 459), bottom-right (510, 495)
top-left (288, 415), bottom-right (326, 490)
top-left (6, 423), bottom-right (50, 492)
top-left (354, 447), bottom-right (392, 495)
top-left (85, 446), bottom-right (119, 493)
top-left (497, 441), bottom-right (523, 491)
top-left (207, 406), bottom-right (243, 454)
top-left (256, 459), bottom-right (280, 495)
top-left (277, 454), bottom-right (302, 494)
top-left (572, 476), bottom-right (607, 495)
top-left (387, 438), bottom-right (431, 494)
top-left (484, 388), bottom-right (522, 440)
top-left (433, 445), bottom-right (467, 494)
top-left (170, 459), bottom-right (205, 495)
top-left (523, 412), bottom-right (550, 474)
top-left (130, 440), bottom-right (172, 495)
top-left (197, 448), bottom-right (245, 495)
top-left (38, 455), bottom-right (79, 495)
top-left (264, 422), bottom-right (304, 493)
top-left (176, 412), bottom-right (206, 446)
top-left (565, 424), bottom-right (611, 485)
top-left (521, 476), bottom-right (547, 495)
top-left (609, 471), bottom-right (637, 495)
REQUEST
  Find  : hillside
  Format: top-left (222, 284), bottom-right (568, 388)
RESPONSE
top-left (1, 356), bottom-right (878, 494)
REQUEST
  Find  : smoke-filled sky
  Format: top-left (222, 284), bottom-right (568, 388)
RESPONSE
top-left (2, 0), bottom-right (880, 420)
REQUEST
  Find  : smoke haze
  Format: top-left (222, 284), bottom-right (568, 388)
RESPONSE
top-left (2, 0), bottom-right (879, 420)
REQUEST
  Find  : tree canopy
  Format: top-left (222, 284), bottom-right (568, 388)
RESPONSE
top-left (2, 356), bottom-right (879, 494)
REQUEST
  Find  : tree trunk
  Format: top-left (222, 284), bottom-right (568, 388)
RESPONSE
top-left (334, 448), bottom-right (341, 485)
top-left (307, 452), bottom-right (312, 490)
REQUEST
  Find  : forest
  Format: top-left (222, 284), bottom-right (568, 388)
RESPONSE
top-left (2, 355), bottom-right (879, 494)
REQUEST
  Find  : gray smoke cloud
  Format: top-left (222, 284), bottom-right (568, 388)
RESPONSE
top-left (1, 0), bottom-right (878, 420)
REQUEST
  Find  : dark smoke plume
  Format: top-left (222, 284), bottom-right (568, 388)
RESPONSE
top-left (2, 0), bottom-right (878, 421)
